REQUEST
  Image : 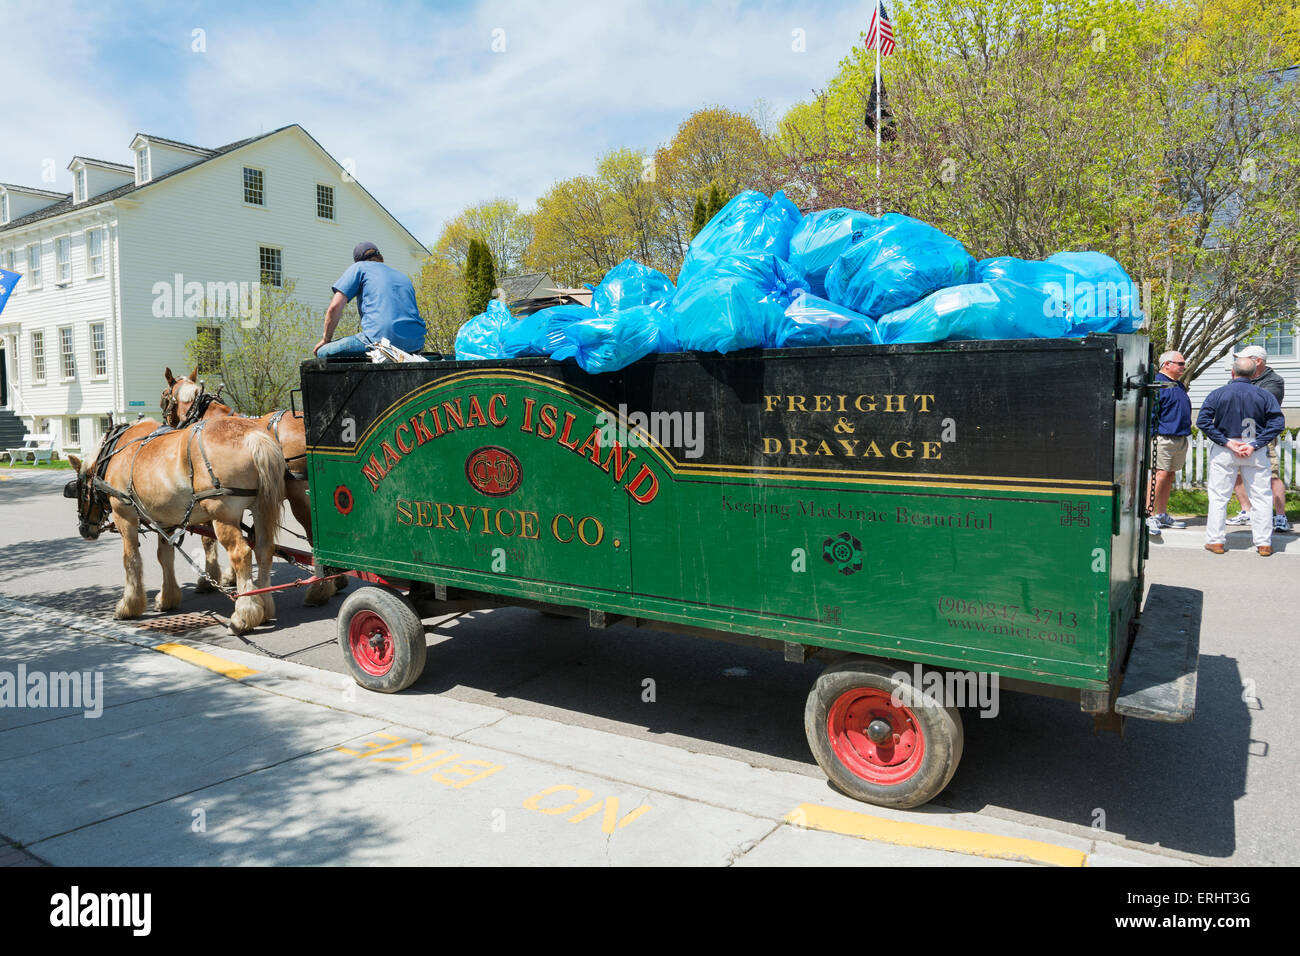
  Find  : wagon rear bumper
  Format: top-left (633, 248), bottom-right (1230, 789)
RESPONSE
top-left (1113, 584), bottom-right (1202, 724)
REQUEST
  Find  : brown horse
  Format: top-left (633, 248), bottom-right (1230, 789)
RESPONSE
top-left (68, 415), bottom-right (285, 635)
top-left (161, 368), bottom-right (340, 605)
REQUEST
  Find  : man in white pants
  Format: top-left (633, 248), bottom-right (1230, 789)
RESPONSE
top-left (1197, 356), bottom-right (1286, 555)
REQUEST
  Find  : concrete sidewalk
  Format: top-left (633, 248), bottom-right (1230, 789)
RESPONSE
top-left (0, 596), bottom-right (1193, 867)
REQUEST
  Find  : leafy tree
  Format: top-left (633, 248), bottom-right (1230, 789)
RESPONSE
top-left (770, 0), bottom-right (1300, 381)
top-left (413, 253), bottom-right (465, 355)
top-left (183, 280), bottom-right (347, 415)
top-left (653, 108), bottom-right (773, 265)
top-left (436, 199), bottom-right (533, 276)
top-left (464, 238), bottom-right (497, 316)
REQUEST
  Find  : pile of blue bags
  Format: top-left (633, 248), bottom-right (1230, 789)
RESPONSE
top-left (455, 190), bottom-right (1143, 372)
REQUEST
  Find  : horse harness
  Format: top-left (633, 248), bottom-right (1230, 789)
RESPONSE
top-left (265, 409), bottom-right (308, 481)
top-left (68, 419), bottom-right (259, 550)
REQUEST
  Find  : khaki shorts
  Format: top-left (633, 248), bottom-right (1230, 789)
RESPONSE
top-left (1154, 435), bottom-right (1188, 472)
top-left (1268, 438), bottom-right (1279, 479)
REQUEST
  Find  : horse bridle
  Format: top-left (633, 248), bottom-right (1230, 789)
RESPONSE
top-left (64, 421), bottom-right (140, 539)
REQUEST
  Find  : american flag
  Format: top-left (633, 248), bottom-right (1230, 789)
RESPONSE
top-left (865, 2), bottom-right (895, 56)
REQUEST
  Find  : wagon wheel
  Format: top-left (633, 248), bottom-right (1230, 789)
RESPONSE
top-left (804, 658), bottom-right (964, 809)
top-left (337, 587), bottom-right (427, 693)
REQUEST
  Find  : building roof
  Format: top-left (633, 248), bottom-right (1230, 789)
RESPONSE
top-left (133, 133), bottom-right (213, 155)
top-left (499, 272), bottom-right (554, 302)
top-left (0, 183), bottom-right (69, 200)
top-left (70, 156), bottom-right (134, 172)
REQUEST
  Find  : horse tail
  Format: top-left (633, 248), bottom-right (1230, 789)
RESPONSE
top-left (244, 430), bottom-right (285, 545)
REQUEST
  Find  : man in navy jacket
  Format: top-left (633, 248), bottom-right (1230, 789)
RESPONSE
top-left (1197, 356), bottom-right (1286, 555)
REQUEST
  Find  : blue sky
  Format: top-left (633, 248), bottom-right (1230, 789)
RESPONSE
top-left (5, 0), bottom-right (871, 242)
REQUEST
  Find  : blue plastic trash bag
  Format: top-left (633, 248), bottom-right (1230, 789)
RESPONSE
top-left (454, 299), bottom-right (515, 360)
top-left (676, 190), bottom-right (802, 288)
top-left (499, 304), bottom-right (596, 358)
top-left (651, 307), bottom-right (681, 353)
top-left (591, 259), bottom-right (676, 315)
top-left (875, 279), bottom-right (1068, 344)
top-left (549, 307), bottom-right (662, 374)
top-left (977, 252), bottom-right (1141, 334)
top-left (824, 213), bottom-right (976, 318)
top-left (787, 208), bottom-right (877, 297)
top-left (670, 254), bottom-right (810, 353)
top-left (774, 293), bottom-right (881, 348)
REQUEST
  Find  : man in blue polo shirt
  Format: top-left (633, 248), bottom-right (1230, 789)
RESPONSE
top-left (1146, 350), bottom-right (1193, 537)
top-left (1197, 356), bottom-right (1286, 556)
top-left (313, 242), bottom-right (426, 357)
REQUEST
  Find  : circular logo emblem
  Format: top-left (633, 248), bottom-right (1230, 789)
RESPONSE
top-left (466, 446), bottom-right (522, 497)
top-left (822, 531), bottom-right (864, 576)
top-left (334, 484), bottom-right (354, 515)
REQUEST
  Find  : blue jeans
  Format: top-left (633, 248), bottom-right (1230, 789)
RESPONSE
top-left (316, 334), bottom-right (372, 358)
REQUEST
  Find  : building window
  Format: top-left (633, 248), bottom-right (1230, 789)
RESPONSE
top-left (3, 249), bottom-right (12, 272)
top-left (59, 326), bottom-right (75, 379)
top-left (259, 246), bottom-right (282, 287)
top-left (98, 416), bottom-right (112, 441)
top-left (32, 331), bottom-right (46, 383)
top-left (136, 147), bottom-right (150, 183)
top-left (91, 322), bottom-right (107, 377)
top-left (1, 192), bottom-right (8, 224)
top-left (1243, 319), bottom-right (1296, 359)
top-left (27, 243), bottom-right (42, 288)
top-left (74, 169), bottom-right (87, 203)
top-left (55, 236), bottom-right (72, 284)
top-left (244, 167), bottom-right (265, 206)
top-left (67, 417), bottom-right (80, 446)
top-left (196, 326), bottom-right (222, 374)
top-left (316, 184), bottom-right (335, 221)
top-left (87, 228), bottom-right (105, 277)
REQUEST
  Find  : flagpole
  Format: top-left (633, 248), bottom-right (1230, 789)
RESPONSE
top-left (874, 6), bottom-right (882, 217)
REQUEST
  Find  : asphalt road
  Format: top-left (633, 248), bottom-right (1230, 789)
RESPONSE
top-left (2, 465), bottom-right (1296, 865)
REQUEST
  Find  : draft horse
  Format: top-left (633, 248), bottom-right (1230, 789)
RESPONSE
top-left (67, 415), bottom-right (286, 635)
top-left (160, 368), bottom-right (340, 605)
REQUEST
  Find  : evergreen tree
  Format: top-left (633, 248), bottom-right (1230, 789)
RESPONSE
top-left (476, 242), bottom-right (497, 313)
top-left (705, 184), bottom-right (726, 222)
top-left (690, 193), bottom-right (707, 238)
top-left (464, 239), bottom-right (484, 316)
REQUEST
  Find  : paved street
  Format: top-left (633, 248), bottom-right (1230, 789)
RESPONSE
top-left (1, 465), bottom-right (1295, 865)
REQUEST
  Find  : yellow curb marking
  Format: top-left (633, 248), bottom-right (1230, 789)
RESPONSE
top-left (786, 803), bottom-right (1087, 867)
top-left (155, 642), bottom-right (259, 680)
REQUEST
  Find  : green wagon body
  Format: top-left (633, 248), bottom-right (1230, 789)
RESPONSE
top-left (303, 333), bottom-right (1149, 692)
top-left (300, 333), bottom-right (1186, 807)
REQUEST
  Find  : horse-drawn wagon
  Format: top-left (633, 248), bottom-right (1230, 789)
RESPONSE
top-left (289, 333), bottom-right (1198, 809)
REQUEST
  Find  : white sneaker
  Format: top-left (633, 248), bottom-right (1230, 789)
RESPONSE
top-left (1275, 514), bottom-right (1293, 533)
top-left (1226, 511), bottom-right (1253, 526)
top-left (1157, 513), bottom-right (1186, 529)
top-left (1145, 515), bottom-right (1162, 536)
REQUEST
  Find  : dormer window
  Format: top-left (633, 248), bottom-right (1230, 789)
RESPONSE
top-left (73, 168), bottom-right (87, 203)
top-left (1, 191), bottom-right (8, 224)
top-left (136, 146), bottom-right (151, 184)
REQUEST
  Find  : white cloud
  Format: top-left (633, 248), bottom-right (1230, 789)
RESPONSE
top-left (5, 0), bottom-right (869, 241)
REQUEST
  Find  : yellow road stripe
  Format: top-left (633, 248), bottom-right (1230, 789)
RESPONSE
top-left (154, 642), bottom-right (258, 680)
top-left (786, 803), bottom-right (1087, 867)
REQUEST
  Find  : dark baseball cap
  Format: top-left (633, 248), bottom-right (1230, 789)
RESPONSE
top-left (353, 241), bottom-right (381, 262)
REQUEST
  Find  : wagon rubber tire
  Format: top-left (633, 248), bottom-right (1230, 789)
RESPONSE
top-left (337, 586), bottom-right (427, 694)
top-left (804, 658), bottom-right (964, 809)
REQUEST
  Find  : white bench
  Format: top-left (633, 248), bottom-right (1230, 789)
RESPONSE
top-left (3, 434), bottom-right (56, 465)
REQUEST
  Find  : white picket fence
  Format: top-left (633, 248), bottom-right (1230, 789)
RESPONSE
top-left (1173, 430), bottom-right (1300, 489)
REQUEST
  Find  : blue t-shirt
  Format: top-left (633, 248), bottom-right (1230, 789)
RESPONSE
top-left (332, 260), bottom-right (425, 352)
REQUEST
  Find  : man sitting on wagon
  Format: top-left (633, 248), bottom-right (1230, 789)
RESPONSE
top-left (313, 241), bottom-right (426, 358)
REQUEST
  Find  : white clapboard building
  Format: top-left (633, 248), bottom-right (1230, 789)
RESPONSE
top-left (0, 125), bottom-right (427, 456)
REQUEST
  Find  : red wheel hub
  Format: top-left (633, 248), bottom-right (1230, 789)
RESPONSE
top-left (348, 611), bottom-right (394, 676)
top-left (827, 688), bottom-right (925, 784)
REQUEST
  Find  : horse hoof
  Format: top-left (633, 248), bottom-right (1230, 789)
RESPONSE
top-left (195, 578), bottom-right (216, 594)
top-left (220, 570), bottom-right (238, 589)
top-left (114, 601), bottom-right (143, 620)
top-left (260, 594), bottom-right (277, 621)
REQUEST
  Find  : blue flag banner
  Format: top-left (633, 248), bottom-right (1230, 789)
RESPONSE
top-left (0, 268), bottom-right (20, 316)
